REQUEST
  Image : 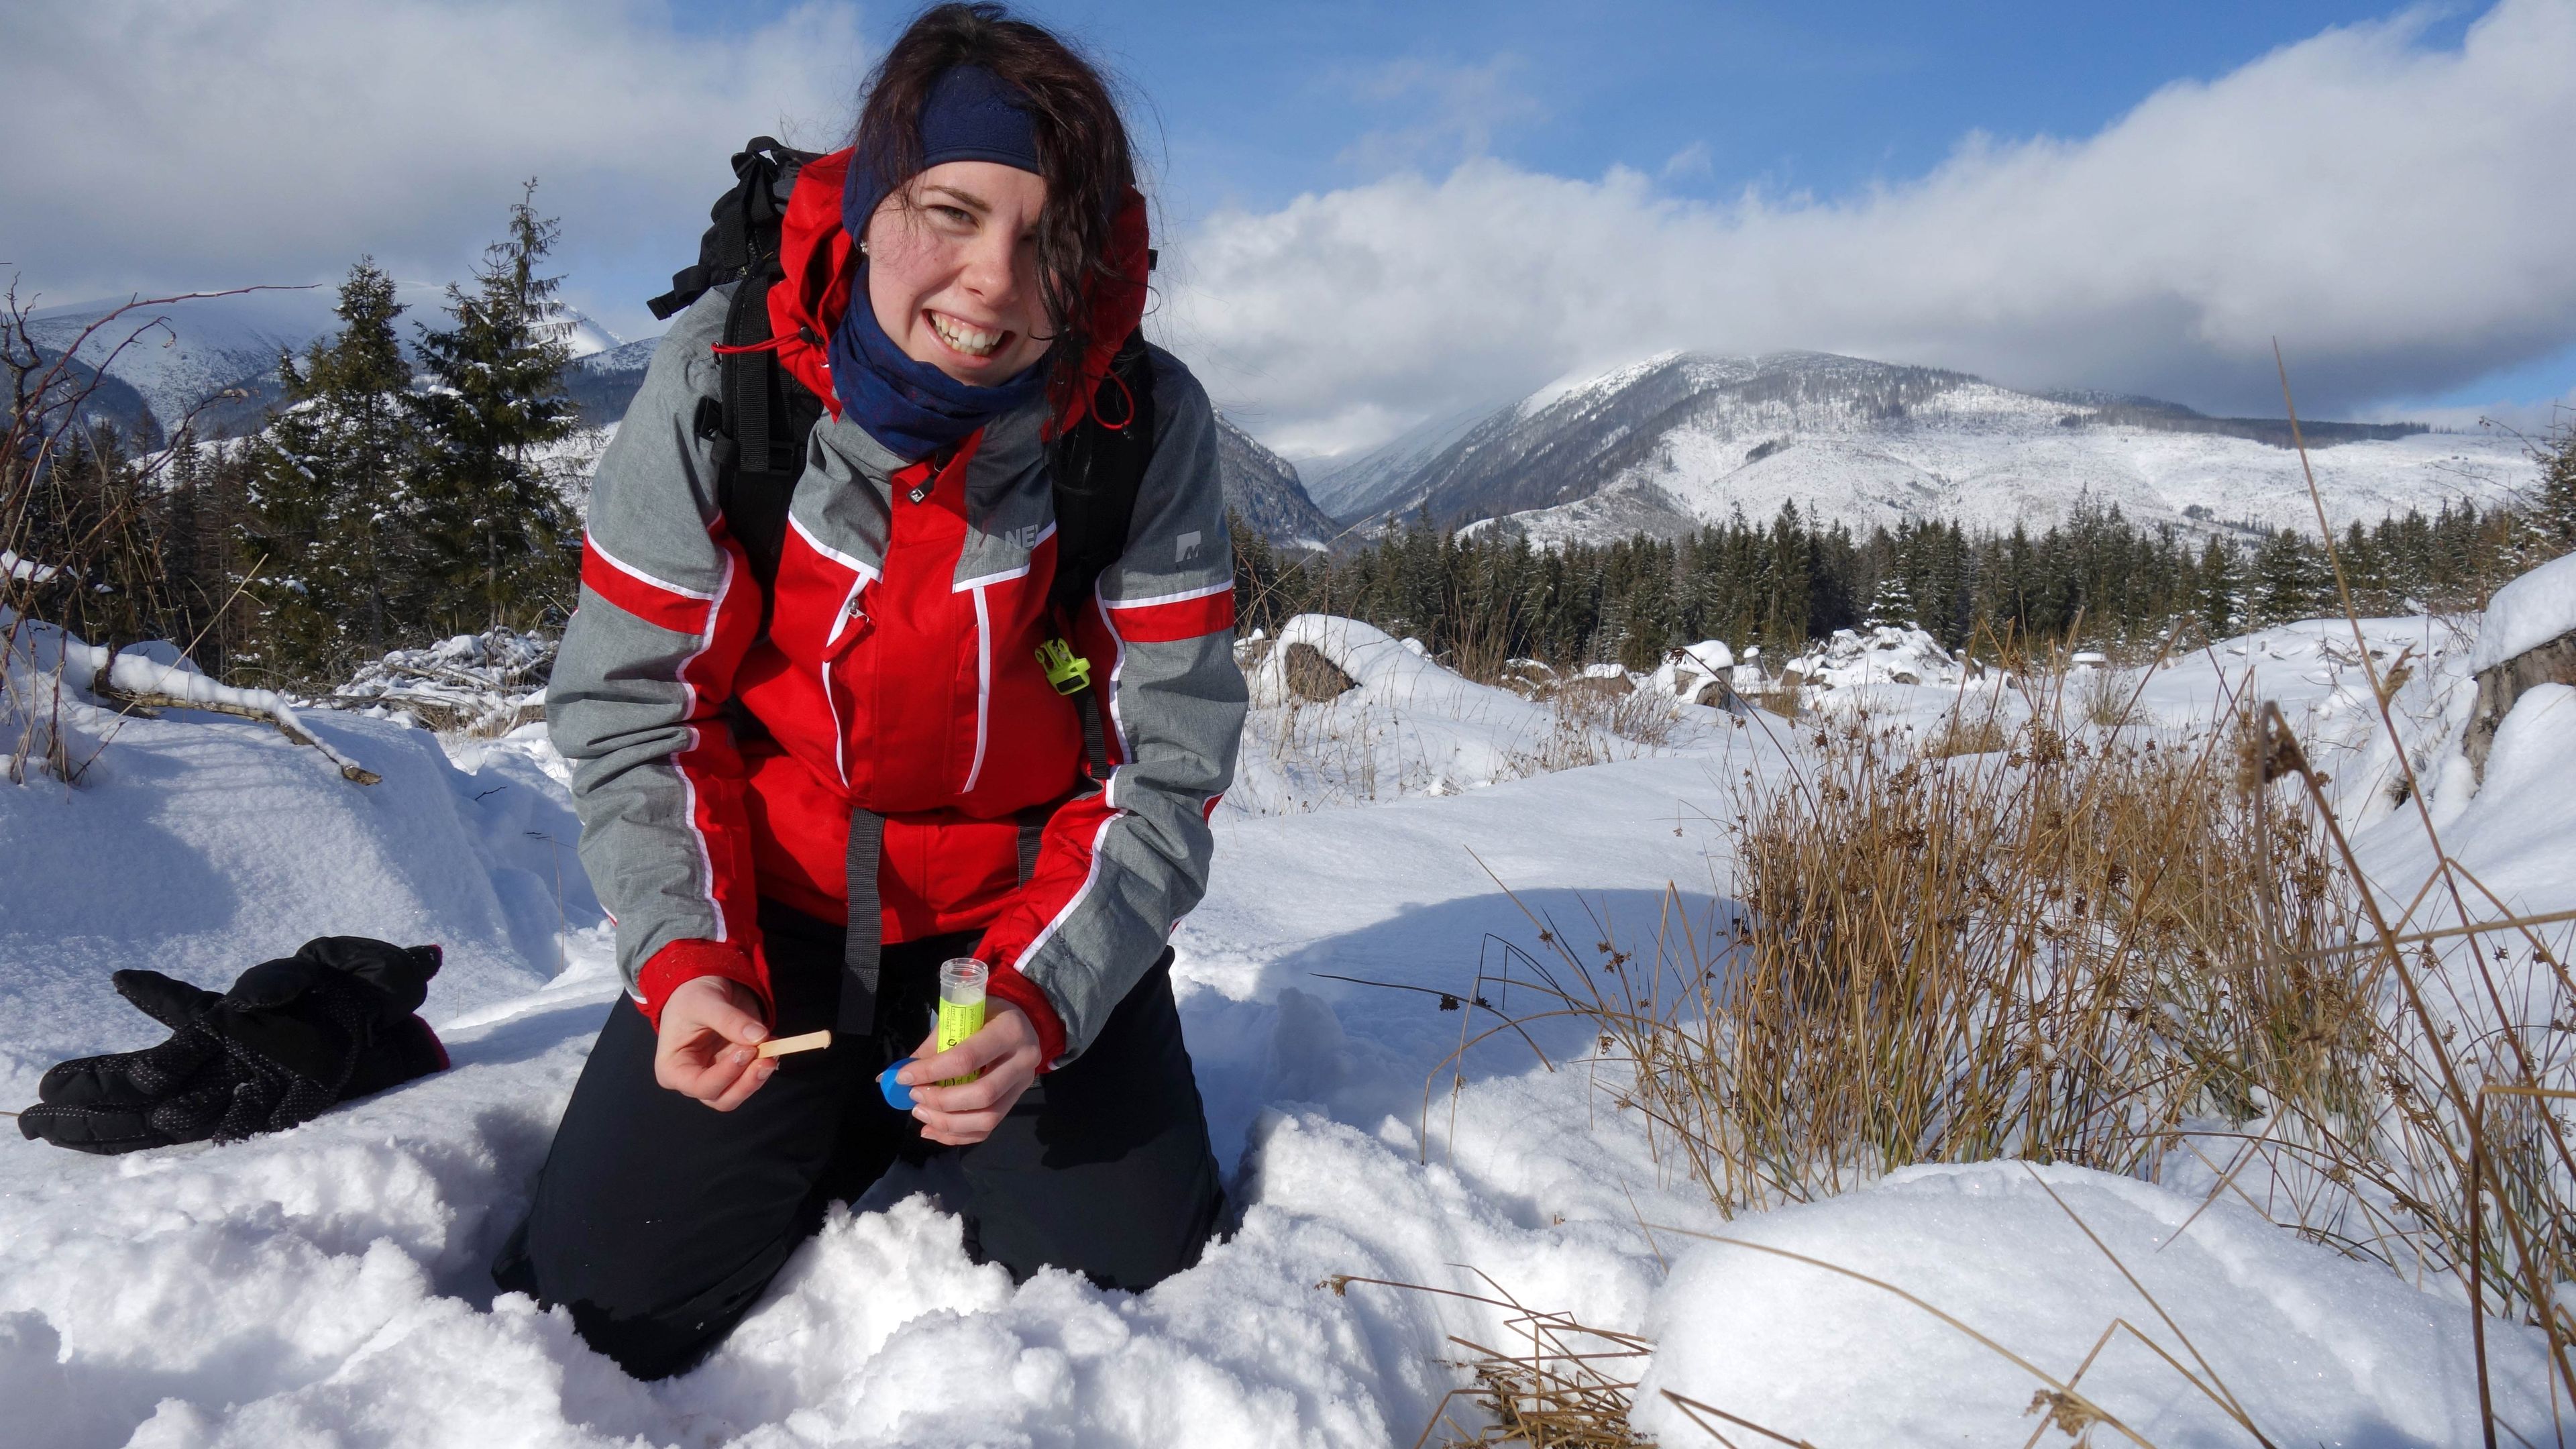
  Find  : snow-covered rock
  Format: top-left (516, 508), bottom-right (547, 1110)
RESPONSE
top-left (2471, 551), bottom-right (2576, 673)
top-left (1232, 614), bottom-right (1708, 813)
top-left (1782, 624), bottom-right (1963, 692)
top-left (1648, 640), bottom-right (1735, 703)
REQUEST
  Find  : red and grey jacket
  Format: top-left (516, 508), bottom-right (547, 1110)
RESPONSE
top-left (549, 150), bottom-right (1246, 1065)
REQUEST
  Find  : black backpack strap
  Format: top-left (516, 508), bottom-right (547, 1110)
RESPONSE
top-left (659, 138), bottom-right (826, 634)
top-left (1040, 335), bottom-right (1160, 780)
top-left (841, 806), bottom-right (884, 1035)
top-left (648, 137), bottom-right (812, 320)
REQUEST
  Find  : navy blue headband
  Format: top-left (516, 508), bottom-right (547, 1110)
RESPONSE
top-left (916, 64), bottom-right (1042, 174)
top-left (845, 64), bottom-right (1042, 247)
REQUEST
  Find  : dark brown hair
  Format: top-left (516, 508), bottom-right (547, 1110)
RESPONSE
top-left (853, 3), bottom-right (1135, 405)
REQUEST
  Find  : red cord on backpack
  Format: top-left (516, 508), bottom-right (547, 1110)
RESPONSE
top-left (1093, 366), bottom-right (1137, 432)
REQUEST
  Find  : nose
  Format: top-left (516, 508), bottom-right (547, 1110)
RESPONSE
top-left (958, 221), bottom-right (1020, 307)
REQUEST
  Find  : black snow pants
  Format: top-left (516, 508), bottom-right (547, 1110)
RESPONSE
top-left (493, 899), bottom-right (1225, 1380)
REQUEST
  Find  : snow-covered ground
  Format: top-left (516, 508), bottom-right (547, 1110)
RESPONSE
top-left (1226, 614), bottom-right (1724, 815)
top-left (4, 595), bottom-right (2571, 1445)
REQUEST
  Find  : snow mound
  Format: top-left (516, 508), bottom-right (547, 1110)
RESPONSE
top-left (1, 616), bottom-right (590, 1104)
top-left (1647, 640), bottom-right (1734, 702)
top-left (1784, 624), bottom-right (1964, 690)
top-left (1232, 615), bottom-right (1708, 814)
top-left (2473, 551), bottom-right (2576, 672)
top-left (1635, 1161), bottom-right (2555, 1445)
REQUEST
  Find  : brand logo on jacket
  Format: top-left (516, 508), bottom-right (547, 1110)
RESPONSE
top-left (1174, 531), bottom-right (1202, 565)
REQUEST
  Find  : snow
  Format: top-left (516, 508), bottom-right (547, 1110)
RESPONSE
top-left (1634, 1162), bottom-right (2556, 1446)
top-left (1646, 640), bottom-right (1733, 702)
top-left (1231, 614), bottom-right (1711, 813)
top-left (1, 616), bottom-right (576, 1107)
top-left (2471, 549), bottom-right (2576, 671)
top-left (3, 549), bottom-right (60, 585)
top-left (1783, 623), bottom-right (1966, 692)
top-left (1473, 356), bottom-right (2534, 546)
top-left (331, 631), bottom-right (556, 737)
top-left (6, 594), bottom-right (2573, 1444)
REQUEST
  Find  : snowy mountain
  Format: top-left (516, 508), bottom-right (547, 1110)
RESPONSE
top-left (562, 335), bottom-right (662, 427)
top-left (1299, 397), bottom-right (1501, 521)
top-left (1213, 414), bottom-right (1336, 548)
top-left (1305, 351), bottom-right (2534, 543)
top-left (25, 285), bottom-right (621, 441)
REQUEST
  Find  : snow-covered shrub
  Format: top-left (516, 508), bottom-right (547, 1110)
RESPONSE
top-left (328, 629), bottom-right (555, 737)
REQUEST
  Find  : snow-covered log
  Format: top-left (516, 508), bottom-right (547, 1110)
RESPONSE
top-left (91, 652), bottom-right (380, 784)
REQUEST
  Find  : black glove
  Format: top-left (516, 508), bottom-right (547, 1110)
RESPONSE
top-left (19, 936), bottom-right (449, 1155)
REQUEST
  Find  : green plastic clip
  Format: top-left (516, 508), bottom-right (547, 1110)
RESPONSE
top-left (1036, 637), bottom-right (1091, 695)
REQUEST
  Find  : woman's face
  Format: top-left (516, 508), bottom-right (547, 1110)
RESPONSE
top-left (863, 160), bottom-right (1053, 386)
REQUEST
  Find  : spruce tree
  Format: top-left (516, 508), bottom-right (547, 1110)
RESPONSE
top-left (1864, 570), bottom-right (1915, 631)
top-left (2249, 529), bottom-right (2321, 629)
top-left (244, 258), bottom-right (416, 680)
top-left (2519, 417), bottom-right (2576, 562)
top-left (2195, 534), bottom-right (2239, 639)
top-left (409, 182), bottom-right (580, 635)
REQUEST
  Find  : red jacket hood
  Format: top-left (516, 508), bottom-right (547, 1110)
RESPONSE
top-left (765, 148), bottom-right (1152, 437)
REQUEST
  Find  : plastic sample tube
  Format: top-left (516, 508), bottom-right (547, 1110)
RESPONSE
top-left (936, 958), bottom-right (989, 1086)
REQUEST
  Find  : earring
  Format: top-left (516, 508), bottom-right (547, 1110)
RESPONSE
top-left (858, 240), bottom-right (869, 256)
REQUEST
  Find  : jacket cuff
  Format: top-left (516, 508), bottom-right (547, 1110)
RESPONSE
top-left (635, 939), bottom-right (771, 1030)
top-left (985, 963), bottom-right (1067, 1072)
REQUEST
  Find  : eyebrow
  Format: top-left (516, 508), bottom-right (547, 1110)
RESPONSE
top-left (922, 183), bottom-right (991, 214)
top-left (920, 182), bottom-right (1042, 241)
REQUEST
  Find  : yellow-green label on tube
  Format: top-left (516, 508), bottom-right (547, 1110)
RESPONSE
top-left (936, 958), bottom-right (989, 1086)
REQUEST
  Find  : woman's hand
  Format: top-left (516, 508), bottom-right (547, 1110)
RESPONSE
top-left (654, 975), bottom-right (775, 1110)
top-left (900, 1002), bottom-right (1042, 1145)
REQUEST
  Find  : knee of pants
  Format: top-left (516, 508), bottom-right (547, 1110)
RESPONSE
top-left (499, 999), bottom-right (840, 1334)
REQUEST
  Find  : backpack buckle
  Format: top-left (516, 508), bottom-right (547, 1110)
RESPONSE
top-left (1035, 638), bottom-right (1091, 695)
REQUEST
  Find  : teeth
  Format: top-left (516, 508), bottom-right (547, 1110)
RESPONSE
top-left (929, 313), bottom-right (1002, 358)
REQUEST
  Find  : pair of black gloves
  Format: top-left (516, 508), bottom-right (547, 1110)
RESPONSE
top-left (17, 936), bottom-right (449, 1155)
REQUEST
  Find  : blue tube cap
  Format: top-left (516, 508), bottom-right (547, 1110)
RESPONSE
top-left (879, 1057), bottom-right (916, 1111)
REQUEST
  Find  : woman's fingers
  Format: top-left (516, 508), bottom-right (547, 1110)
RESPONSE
top-left (898, 1002), bottom-right (1034, 1088)
top-left (904, 1002), bottom-right (1041, 1145)
top-left (654, 977), bottom-right (775, 1109)
top-left (705, 1056), bottom-right (777, 1112)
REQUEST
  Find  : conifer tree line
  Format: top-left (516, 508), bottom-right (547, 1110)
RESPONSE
top-left (9, 184), bottom-right (584, 688)
top-left (1234, 447), bottom-right (2576, 674)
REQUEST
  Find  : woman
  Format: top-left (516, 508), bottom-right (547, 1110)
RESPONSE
top-left (498, 3), bottom-right (1246, 1379)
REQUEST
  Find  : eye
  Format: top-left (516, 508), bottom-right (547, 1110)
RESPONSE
top-left (933, 205), bottom-right (973, 226)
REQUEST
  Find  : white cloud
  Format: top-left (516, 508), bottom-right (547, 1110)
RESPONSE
top-left (1165, 0), bottom-right (2576, 458)
top-left (0, 0), bottom-right (868, 336)
top-left (1333, 54), bottom-right (1542, 175)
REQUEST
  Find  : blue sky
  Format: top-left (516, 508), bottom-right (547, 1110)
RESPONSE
top-left (7, 0), bottom-right (2571, 447)
top-left (688, 0), bottom-right (2567, 425)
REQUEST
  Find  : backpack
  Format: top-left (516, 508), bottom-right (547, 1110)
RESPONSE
top-left (647, 138), bottom-right (1156, 779)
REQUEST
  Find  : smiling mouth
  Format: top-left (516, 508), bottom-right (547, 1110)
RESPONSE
top-left (926, 311), bottom-right (1009, 360)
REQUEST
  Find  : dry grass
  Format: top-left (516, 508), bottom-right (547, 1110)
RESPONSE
top-left (1447, 688), bottom-right (2576, 1440)
top-left (1551, 706), bottom-right (2382, 1211)
top-left (1324, 1275), bottom-right (1656, 1449)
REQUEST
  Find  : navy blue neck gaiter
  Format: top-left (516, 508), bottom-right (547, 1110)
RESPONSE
top-left (829, 65), bottom-right (1050, 462)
